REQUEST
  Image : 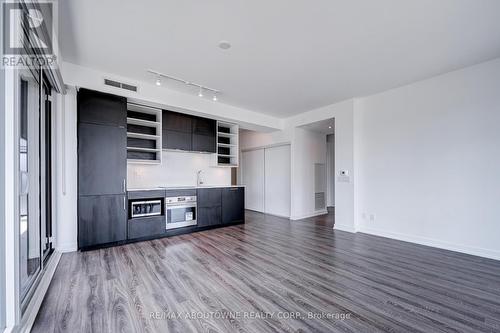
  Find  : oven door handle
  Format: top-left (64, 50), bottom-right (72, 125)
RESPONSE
top-left (166, 203), bottom-right (197, 209)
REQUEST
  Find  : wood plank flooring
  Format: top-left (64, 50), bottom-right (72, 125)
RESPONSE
top-left (32, 209), bottom-right (500, 332)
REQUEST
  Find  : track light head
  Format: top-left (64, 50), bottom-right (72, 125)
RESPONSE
top-left (212, 94), bottom-right (218, 102)
top-left (156, 77), bottom-right (161, 86)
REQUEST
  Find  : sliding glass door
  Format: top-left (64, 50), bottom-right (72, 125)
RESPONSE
top-left (41, 78), bottom-right (53, 262)
top-left (18, 67), bottom-right (41, 303)
top-left (18, 69), bottom-right (53, 310)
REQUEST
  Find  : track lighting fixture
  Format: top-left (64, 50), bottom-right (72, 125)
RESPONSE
top-left (147, 69), bottom-right (220, 101)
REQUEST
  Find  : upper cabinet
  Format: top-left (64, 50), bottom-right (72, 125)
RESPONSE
top-left (192, 117), bottom-right (216, 153)
top-left (78, 89), bottom-right (127, 127)
top-left (162, 110), bottom-right (216, 153)
top-left (77, 88), bottom-right (127, 196)
top-left (162, 111), bottom-right (192, 132)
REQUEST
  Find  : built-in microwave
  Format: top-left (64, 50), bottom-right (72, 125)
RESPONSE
top-left (130, 199), bottom-right (163, 218)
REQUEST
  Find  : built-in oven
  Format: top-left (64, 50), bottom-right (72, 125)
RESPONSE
top-left (165, 196), bottom-right (197, 230)
top-left (130, 199), bottom-right (163, 218)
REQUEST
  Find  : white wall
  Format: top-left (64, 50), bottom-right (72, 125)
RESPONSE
top-left (355, 57), bottom-right (500, 260)
top-left (127, 151), bottom-right (230, 189)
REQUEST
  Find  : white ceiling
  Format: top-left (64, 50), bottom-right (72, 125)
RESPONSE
top-left (59, 0), bottom-right (500, 118)
top-left (300, 118), bottom-right (335, 135)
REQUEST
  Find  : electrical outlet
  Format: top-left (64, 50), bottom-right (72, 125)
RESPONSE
top-left (369, 213), bottom-right (376, 222)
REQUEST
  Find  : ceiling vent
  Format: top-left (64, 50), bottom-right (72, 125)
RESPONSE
top-left (104, 79), bottom-right (138, 92)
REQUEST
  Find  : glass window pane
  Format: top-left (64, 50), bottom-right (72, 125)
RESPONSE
top-left (19, 71), bottom-right (41, 301)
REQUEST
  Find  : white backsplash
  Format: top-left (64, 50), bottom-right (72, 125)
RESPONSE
top-left (127, 151), bottom-right (231, 189)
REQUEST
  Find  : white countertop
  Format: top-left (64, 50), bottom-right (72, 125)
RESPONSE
top-left (127, 185), bottom-right (245, 191)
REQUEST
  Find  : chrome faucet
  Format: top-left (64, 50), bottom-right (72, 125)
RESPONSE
top-left (197, 170), bottom-right (204, 186)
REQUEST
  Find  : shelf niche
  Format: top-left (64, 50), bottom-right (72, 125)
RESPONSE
top-left (126, 103), bottom-right (162, 164)
top-left (216, 121), bottom-right (239, 167)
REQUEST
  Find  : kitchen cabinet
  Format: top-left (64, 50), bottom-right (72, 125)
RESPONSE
top-left (192, 117), bottom-right (216, 136)
top-left (78, 123), bottom-right (127, 196)
top-left (162, 110), bottom-right (216, 153)
top-left (128, 216), bottom-right (165, 240)
top-left (78, 194), bottom-right (127, 248)
top-left (78, 89), bottom-right (128, 249)
top-left (192, 134), bottom-right (216, 153)
top-left (162, 111), bottom-right (192, 132)
top-left (78, 88), bottom-right (127, 127)
top-left (222, 187), bottom-right (245, 224)
top-left (198, 206), bottom-right (222, 227)
top-left (197, 188), bottom-right (222, 208)
top-left (197, 188), bottom-right (222, 227)
top-left (162, 111), bottom-right (193, 150)
top-left (163, 130), bottom-right (192, 151)
top-left (192, 117), bottom-right (216, 153)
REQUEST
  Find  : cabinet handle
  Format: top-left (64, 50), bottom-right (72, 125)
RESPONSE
top-left (123, 179), bottom-right (126, 193)
top-left (123, 196), bottom-right (126, 210)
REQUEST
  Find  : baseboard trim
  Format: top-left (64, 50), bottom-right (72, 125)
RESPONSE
top-left (358, 226), bottom-right (500, 261)
top-left (17, 251), bottom-right (62, 333)
top-left (333, 223), bottom-right (357, 233)
top-left (264, 212), bottom-right (291, 219)
top-left (56, 242), bottom-right (77, 253)
top-left (290, 210), bottom-right (328, 220)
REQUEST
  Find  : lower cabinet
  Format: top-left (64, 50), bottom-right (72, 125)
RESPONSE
top-left (128, 216), bottom-right (165, 239)
top-left (78, 194), bottom-right (127, 248)
top-left (222, 187), bottom-right (245, 224)
top-left (197, 206), bottom-right (222, 227)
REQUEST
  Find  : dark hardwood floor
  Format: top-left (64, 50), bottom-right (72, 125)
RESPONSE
top-left (32, 208), bottom-right (500, 333)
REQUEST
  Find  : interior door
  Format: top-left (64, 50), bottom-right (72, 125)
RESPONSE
top-left (264, 145), bottom-right (291, 217)
top-left (241, 149), bottom-right (265, 212)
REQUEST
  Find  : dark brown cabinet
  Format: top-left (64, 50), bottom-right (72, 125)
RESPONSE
top-left (192, 134), bottom-right (216, 153)
top-left (197, 188), bottom-right (222, 227)
top-left (78, 123), bottom-right (126, 196)
top-left (198, 206), bottom-right (222, 227)
top-left (222, 187), bottom-right (245, 224)
top-left (163, 130), bottom-right (192, 151)
top-left (78, 89), bottom-right (127, 127)
top-left (78, 195), bottom-right (127, 248)
top-left (128, 216), bottom-right (165, 240)
top-left (78, 89), bottom-right (128, 249)
top-left (162, 110), bottom-right (216, 153)
top-left (162, 111), bottom-right (192, 132)
top-left (192, 117), bottom-right (216, 153)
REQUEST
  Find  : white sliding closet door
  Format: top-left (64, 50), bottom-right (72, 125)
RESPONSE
top-left (264, 145), bottom-right (291, 217)
top-left (241, 149), bottom-right (265, 212)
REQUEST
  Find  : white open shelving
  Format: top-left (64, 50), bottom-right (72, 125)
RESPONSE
top-left (216, 121), bottom-right (239, 167)
top-left (126, 103), bottom-right (162, 164)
